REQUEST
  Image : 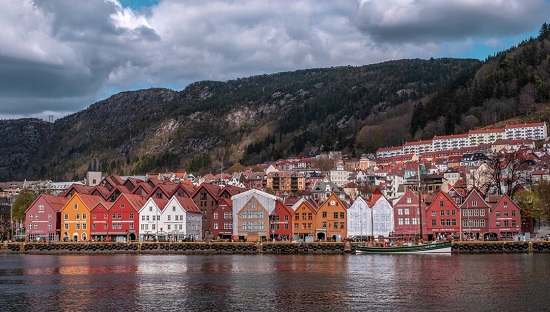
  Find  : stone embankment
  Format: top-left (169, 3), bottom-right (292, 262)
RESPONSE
top-left (0, 241), bottom-right (353, 255)
top-left (3, 241), bottom-right (550, 255)
top-left (451, 241), bottom-right (550, 253)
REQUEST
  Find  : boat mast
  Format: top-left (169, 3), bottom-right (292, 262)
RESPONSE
top-left (418, 162), bottom-right (423, 241)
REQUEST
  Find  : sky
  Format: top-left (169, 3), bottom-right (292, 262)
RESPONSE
top-left (1, 0), bottom-right (549, 121)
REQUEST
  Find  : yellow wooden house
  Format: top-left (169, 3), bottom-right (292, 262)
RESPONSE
top-left (60, 193), bottom-right (103, 242)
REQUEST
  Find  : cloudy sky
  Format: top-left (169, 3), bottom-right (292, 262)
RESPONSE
top-left (1, 0), bottom-right (549, 120)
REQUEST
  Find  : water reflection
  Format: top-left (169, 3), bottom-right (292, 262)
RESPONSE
top-left (1, 253), bottom-right (550, 311)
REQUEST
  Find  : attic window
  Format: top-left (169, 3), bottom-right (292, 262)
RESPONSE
top-left (120, 203), bottom-right (125, 208)
top-left (74, 204), bottom-right (78, 210)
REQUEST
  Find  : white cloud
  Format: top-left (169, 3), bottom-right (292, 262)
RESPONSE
top-left (0, 0), bottom-right (548, 119)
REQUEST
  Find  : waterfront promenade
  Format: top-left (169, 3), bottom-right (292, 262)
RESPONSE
top-left (2, 240), bottom-right (550, 255)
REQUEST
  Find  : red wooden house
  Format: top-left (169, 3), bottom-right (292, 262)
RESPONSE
top-left (488, 194), bottom-right (521, 240)
top-left (90, 201), bottom-right (113, 241)
top-left (25, 194), bottom-right (68, 242)
top-left (392, 189), bottom-right (426, 240)
top-left (211, 198), bottom-right (233, 240)
top-left (425, 191), bottom-right (460, 241)
top-left (459, 188), bottom-right (490, 240)
top-left (192, 183), bottom-right (221, 239)
top-left (270, 200), bottom-right (293, 241)
top-left (107, 193), bottom-right (147, 242)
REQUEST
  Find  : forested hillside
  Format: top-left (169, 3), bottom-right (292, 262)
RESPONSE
top-left (411, 24), bottom-right (550, 140)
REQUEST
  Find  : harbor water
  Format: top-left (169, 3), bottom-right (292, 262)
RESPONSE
top-left (0, 253), bottom-right (549, 311)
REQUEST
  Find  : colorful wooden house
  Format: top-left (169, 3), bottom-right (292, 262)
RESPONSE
top-left (192, 183), bottom-right (222, 239)
top-left (368, 191), bottom-right (394, 238)
top-left (315, 193), bottom-right (348, 241)
top-left (25, 194), bottom-right (68, 242)
top-left (211, 198), bottom-right (233, 240)
top-left (488, 194), bottom-right (521, 240)
top-left (425, 191), bottom-right (460, 241)
top-left (231, 189), bottom-right (279, 241)
top-left (162, 196), bottom-right (202, 241)
top-left (107, 193), bottom-right (146, 242)
top-left (90, 201), bottom-right (113, 241)
top-left (270, 200), bottom-right (293, 241)
top-left (347, 196), bottom-right (372, 240)
top-left (392, 189), bottom-right (425, 241)
top-left (138, 197), bottom-right (168, 241)
top-left (291, 198), bottom-right (318, 242)
top-left (60, 193), bottom-right (103, 242)
top-left (460, 189), bottom-right (490, 240)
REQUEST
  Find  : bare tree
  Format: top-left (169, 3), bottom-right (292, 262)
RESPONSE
top-left (479, 151), bottom-right (531, 197)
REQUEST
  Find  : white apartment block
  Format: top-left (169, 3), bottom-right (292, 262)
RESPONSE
top-left (402, 140), bottom-right (433, 156)
top-left (376, 146), bottom-right (404, 159)
top-left (468, 128), bottom-right (505, 146)
top-left (505, 122), bottom-right (547, 141)
top-left (432, 134), bottom-right (468, 151)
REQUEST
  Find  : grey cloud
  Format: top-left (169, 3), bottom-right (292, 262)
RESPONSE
top-left (354, 0), bottom-right (550, 44)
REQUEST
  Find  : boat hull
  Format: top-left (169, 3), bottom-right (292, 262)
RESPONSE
top-left (355, 241), bottom-right (452, 254)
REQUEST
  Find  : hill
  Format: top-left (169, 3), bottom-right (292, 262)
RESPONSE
top-left (0, 58), bottom-right (483, 181)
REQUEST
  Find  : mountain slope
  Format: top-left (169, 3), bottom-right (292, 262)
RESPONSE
top-left (1, 58), bottom-right (481, 181)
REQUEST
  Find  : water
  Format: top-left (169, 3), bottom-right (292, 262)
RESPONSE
top-left (0, 253), bottom-right (549, 311)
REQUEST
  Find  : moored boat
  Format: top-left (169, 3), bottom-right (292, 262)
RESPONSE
top-left (355, 241), bottom-right (452, 254)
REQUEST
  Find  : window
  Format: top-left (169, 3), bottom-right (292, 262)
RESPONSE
top-left (431, 220), bottom-right (436, 226)
top-left (440, 210), bottom-right (444, 216)
top-left (480, 209), bottom-right (485, 216)
top-left (406, 198), bottom-right (412, 204)
top-left (48, 223), bottom-right (52, 230)
top-left (117, 213), bottom-right (122, 219)
top-left (167, 215), bottom-right (171, 221)
top-left (64, 224), bottom-right (68, 230)
top-left (398, 209), bottom-right (403, 215)
top-left (334, 212), bottom-right (338, 219)
top-left (120, 203), bottom-right (125, 208)
top-left (142, 215), bottom-right (145, 221)
top-left (512, 210), bottom-right (516, 217)
top-left (214, 223), bottom-right (218, 229)
top-left (149, 207), bottom-right (153, 212)
top-left (76, 214), bottom-right (80, 220)
top-left (129, 213), bottom-right (134, 219)
top-left (92, 214), bottom-right (96, 220)
top-left (29, 215), bottom-right (33, 220)
top-left (172, 206), bottom-right (176, 212)
top-left (76, 224), bottom-right (80, 230)
top-left (322, 222), bottom-right (326, 228)
top-left (104, 214), bottom-right (108, 219)
top-left (496, 211), bottom-right (501, 217)
top-left (82, 214), bottom-right (87, 220)
top-left (472, 200), bottom-right (477, 206)
top-left (112, 223), bottom-right (116, 229)
top-left (340, 212), bottom-right (344, 219)
top-left (64, 214), bottom-right (68, 220)
top-left (398, 218), bottom-right (403, 225)
top-left (322, 211), bottom-right (327, 218)
top-left (294, 214), bottom-right (299, 221)
top-left (112, 213), bottom-right (116, 219)
top-left (439, 200), bottom-right (444, 207)
top-left (167, 225), bottom-right (171, 230)
top-left (129, 223), bottom-right (134, 229)
top-left (104, 224), bottom-right (108, 229)
top-left (503, 211), bottom-right (508, 217)
top-left (431, 211), bottom-right (436, 217)
top-left (213, 212), bottom-right (218, 219)
top-left (284, 215), bottom-right (289, 221)
top-left (503, 201), bottom-right (508, 208)
top-left (92, 224), bottom-right (96, 230)
top-left (82, 223), bottom-right (86, 230)
top-left (74, 204), bottom-right (78, 210)
top-left (404, 208), bottom-right (409, 215)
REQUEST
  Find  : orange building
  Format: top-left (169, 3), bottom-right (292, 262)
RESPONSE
top-left (60, 193), bottom-right (103, 242)
top-left (291, 199), bottom-right (318, 242)
top-left (315, 193), bottom-right (348, 241)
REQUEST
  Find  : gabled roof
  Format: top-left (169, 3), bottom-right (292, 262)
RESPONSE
top-left (60, 184), bottom-right (95, 197)
top-left (119, 193), bottom-right (147, 210)
top-left (192, 182), bottom-right (221, 200)
top-left (174, 197), bottom-right (201, 214)
top-left (219, 185), bottom-right (248, 197)
top-left (25, 194), bottom-right (69, 213)
top-left (77, 194), bottom-right (105, 210)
